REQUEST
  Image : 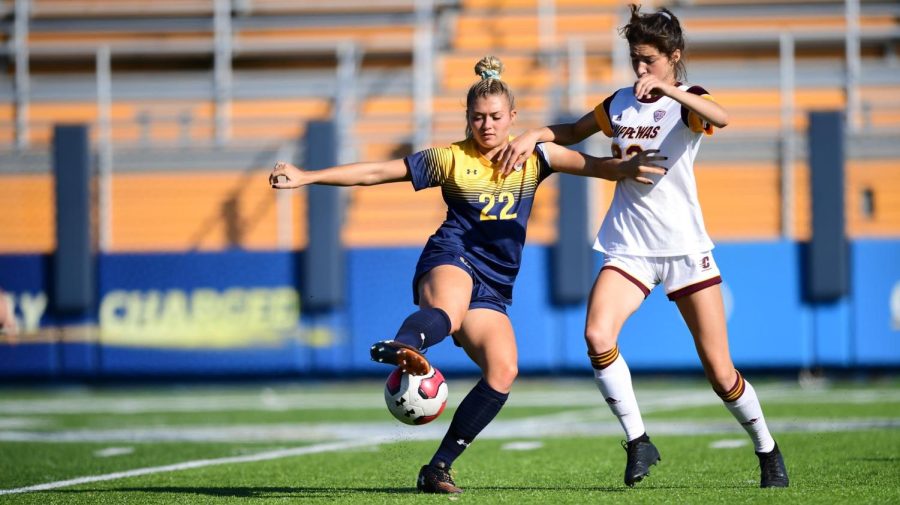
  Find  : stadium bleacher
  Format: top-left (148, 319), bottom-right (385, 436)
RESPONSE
top-left (0, 0), bottom-right (898, 253)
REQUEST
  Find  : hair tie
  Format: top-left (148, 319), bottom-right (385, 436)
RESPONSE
top-left (658, 11), bottom-right (672, 20)
top-left (480, 69), bottom-right (501, 80)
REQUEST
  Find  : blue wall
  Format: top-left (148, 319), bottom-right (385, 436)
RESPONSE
top-left (1, 240), bottom-right (898, 378)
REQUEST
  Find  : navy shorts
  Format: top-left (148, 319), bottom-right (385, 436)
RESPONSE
top-left (413, 251), bottom-right (508, 316)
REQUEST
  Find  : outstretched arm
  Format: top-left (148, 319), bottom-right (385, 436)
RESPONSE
top-left (269, 159), bottom-right (410, 189)
top-left (498, 111), bottom-right (601, 176)
top-left (541, 143), bottom-right (668, 184)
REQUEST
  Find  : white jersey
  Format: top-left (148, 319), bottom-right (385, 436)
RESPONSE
top-left (592, 84), bottom-right (716, 257)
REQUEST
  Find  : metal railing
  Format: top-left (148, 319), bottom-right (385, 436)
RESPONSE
top-left (2, 0), bottom-right (899, 248)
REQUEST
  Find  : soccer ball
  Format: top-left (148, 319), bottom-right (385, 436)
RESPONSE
top-left (384, 366), bottom-right (448, 425)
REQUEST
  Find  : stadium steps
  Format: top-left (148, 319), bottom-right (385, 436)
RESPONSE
top-left (107, 169), bottom-right (304, 251)
top-left (451, 10), bottom-right (618, 53)
top-left (0, 0), bottom-right (898, 253)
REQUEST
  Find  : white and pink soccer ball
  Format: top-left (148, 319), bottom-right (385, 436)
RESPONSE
top-left (384, 366), bottom-right (448, 425)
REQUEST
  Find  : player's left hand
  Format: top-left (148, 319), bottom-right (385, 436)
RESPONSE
top-left (269, 161), bottom-right (307, 189)
top-left (633, 74), bottom-right (673, 100)
top-left (621, 149), bottom-right (668, 184)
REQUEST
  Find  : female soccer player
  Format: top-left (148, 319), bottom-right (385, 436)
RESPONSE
top-left (498, 5), bottom-right (788, 489)
top-left (270, 55), bottom-right (666, 494)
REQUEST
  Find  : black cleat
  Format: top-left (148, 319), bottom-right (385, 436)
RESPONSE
top-left (369, 340), bottom-right (431, 376)
top-left (417, 461), bottom-right (462, 494)
top-left (622, 433), bottom-right (661, 487)
top-left (757, 443), bottom-right (789, 488)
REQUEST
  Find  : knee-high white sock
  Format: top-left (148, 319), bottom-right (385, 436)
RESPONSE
top-left (720, 371), bottom-right (775, 453)
top-left (590, 347), bottom-right (645, 442)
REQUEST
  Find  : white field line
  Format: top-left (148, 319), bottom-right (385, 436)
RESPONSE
top-left (1, 385), bottom-right (896, 415)
top-left (709, 439), bottom-right (749, 449)
top-left (0, 391), bottom-right (900, 495)
top-left (93, 447), bottom-right (135, 458)
top-left (1, 415), bottom-right (898, 444)
top-left (1, 388), bottom-right (897, 444)
top-left (501, 441), bottom-right (544, 451)
top-left (0, 391), bottom-right (720, 444)
top-left (0, 417), bottom-right (48, 429)
top-left (0, 438), bottom-right (386, 496)
top-left (0, 388), bottom-right (848, 432)
top-left (1, 416), bottom-right (897, 496)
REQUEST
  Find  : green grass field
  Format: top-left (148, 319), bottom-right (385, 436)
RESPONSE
top-left (1, 376), bottom-right (898, 504)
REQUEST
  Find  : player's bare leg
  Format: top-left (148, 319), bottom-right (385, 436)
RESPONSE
top-left (677, 284), bottom-right (788, 487)
top-left (675, 284), bottom-right (734, 392)
top-left (456, 308), bottom-right (517, 394)
top-left (584, 269), bottom-right (645, 356)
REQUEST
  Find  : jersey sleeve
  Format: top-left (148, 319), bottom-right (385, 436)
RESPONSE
top-left (534, 143), bottom-right (555, 182)
top-left (405, 147), bottom-right (453, 191)
top-left (680, 85), bottom-right (716, 135)
top-left (592, 94), bottom-right (616, 137)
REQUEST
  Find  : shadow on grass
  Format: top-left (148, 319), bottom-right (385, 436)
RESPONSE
top-left (52, 486), bottom-right (419, 498)
top-left (50, 482), bottom-right (752, 496)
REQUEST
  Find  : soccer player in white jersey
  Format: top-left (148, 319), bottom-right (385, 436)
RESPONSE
top-left (499, 4), bottom-right (788, 489)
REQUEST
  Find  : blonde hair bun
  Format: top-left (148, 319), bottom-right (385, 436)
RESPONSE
top-left (474, 55), bottom-right (504, 81)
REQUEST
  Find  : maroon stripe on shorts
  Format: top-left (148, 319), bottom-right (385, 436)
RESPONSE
top-left (667, 275), bottom-right (722, 301)
top-left (601, 265), bottom-right (651, 298)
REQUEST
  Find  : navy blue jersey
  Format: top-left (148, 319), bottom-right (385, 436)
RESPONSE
top-left (405, 138), bottom-right (554, 303)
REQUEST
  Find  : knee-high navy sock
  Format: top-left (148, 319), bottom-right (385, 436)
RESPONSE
top-left (393, 307), bottom-right (451, 350)
top-left (430, 378), bottom-right (509, 468)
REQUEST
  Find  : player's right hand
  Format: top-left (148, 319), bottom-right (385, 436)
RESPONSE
top-left (633, 74), bottom-right (673, 100)
top-left (498, 134), bottom-right (536, 176)
top-left (269, 161), bottom-right (306, 189)
top-left (621, 149), bottom-right (668, 184)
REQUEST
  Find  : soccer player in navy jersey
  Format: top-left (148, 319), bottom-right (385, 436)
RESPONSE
top-left (498, 5), bottom-right (788, 490)
top-left (270, 55), bottom-right (666, 494)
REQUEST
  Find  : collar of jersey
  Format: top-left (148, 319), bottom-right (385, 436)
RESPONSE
top-left (468, 136), bottom-right (515, 168)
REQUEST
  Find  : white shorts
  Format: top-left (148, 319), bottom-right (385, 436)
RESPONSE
top-left (601, 251), bottom-right (722, 301)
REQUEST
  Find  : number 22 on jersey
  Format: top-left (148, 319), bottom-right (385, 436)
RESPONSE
top-left (479, 192), bottom-right (518, 221)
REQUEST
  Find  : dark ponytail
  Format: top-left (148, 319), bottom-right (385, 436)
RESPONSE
top-left (620, 4), bottom-right (687, 81)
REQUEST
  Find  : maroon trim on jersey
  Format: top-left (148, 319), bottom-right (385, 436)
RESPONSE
top-left (681, 85), bottom-right (711, 127)
top-left (667, 275), bottom-right (722, 301)
top-left (686, 85), bottom-right (709, 96)
top-left (636, 94), bottom-right (665, 104)
top-left (602, 265), bottom-right (651, 298)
